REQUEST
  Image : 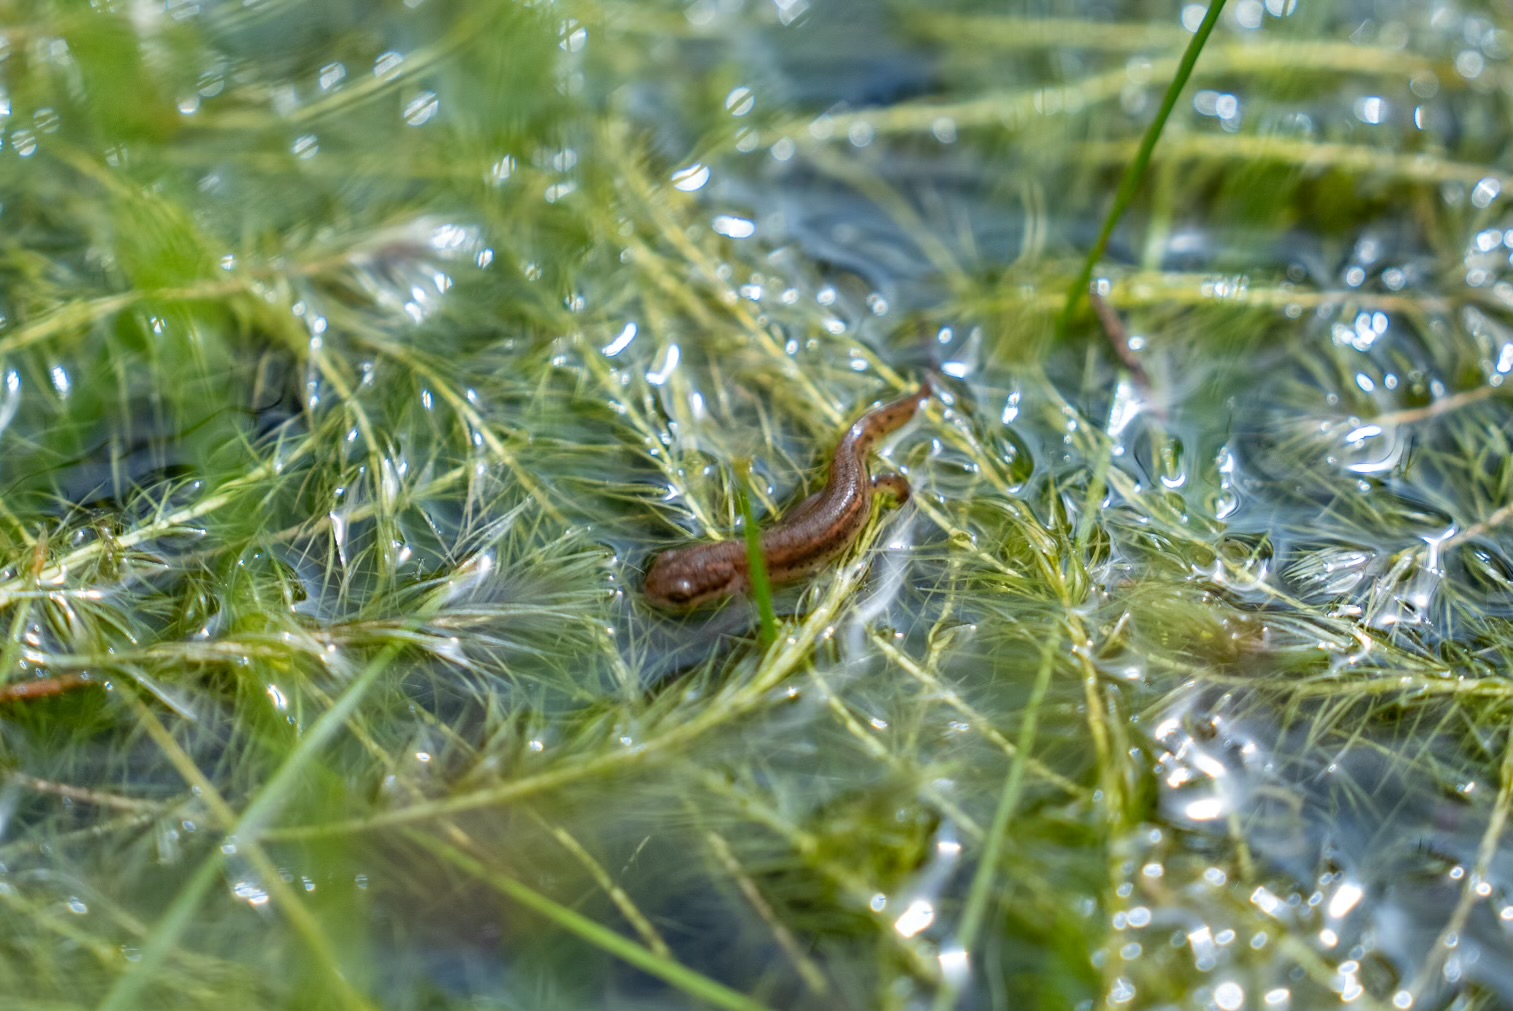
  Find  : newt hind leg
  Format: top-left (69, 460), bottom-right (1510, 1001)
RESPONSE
top-left (872, 473), bottom-right (911, 505)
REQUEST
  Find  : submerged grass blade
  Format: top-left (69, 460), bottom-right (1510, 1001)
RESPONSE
top-left (1057, 0), bottom-right (1229, 335)
top-left (930, 625), bottom-right (1063, 1011)
top-left (407, 828), bottom-right (778, 1011)
top-left (95, 619), bottom-right (433, 1011)
top-left (264, 516), bottom-right (895, 844)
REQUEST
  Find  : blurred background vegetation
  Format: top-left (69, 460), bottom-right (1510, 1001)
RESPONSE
top-left (1, 1), bottom-right (1512, 1008)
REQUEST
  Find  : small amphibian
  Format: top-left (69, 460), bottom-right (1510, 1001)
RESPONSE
top-left (644, 383), bottom-right (929, 610)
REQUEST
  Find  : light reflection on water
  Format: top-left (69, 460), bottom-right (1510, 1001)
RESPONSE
top-left (1141, 682), bottom-right (1513, 1009)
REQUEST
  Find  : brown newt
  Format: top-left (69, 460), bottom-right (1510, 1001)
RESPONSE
top-left (644, 383), bottom-right (930, 610)
top-left (0, 673), bottom-right (93, 704)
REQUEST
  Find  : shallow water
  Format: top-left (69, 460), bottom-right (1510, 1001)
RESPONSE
top-left (1, 1), bottom-right (1512, 1009)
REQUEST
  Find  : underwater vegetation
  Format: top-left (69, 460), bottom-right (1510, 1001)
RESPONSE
top-left (2, 0), bottom-right (1513, 1008)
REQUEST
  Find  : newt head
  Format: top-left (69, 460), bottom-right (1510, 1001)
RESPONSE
top-left (643, 541), bottom-right (749, 610)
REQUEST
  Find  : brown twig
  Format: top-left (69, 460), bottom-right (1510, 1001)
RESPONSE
top-left (0, 673), bottom-right (95, 704)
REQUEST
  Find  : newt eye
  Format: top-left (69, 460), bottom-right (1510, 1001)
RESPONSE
top-left (657, 578), bottom-right (697, 606)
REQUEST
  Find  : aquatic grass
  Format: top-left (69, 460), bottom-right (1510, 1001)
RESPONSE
top-left (97, 687), bottom-right (379, 1011)
top-left (928, 623), bottom-right (1062, 1011)
top-left (2, 1), bottom-right (1513, 1009)
top-left (408, 827), bottom-right (779, 1011)
top-left (266, 511), bottom-right (902, 844)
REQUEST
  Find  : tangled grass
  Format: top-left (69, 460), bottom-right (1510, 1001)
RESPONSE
top-left (2, 2), bottom-right (1513, 1009)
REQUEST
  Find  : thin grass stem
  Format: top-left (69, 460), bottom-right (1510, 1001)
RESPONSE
top-left (1057, 0), bottom-right (1229, 336)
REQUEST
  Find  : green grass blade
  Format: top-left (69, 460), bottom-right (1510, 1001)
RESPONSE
top-left (95, 627), bottom-right (427, 1011)
top-left (1057, 0), bottom-right (1229, 335)
top-left (929, 625), bottom-right (1063, 1011)
top-left (407, 829), bottom-right (779, 1011)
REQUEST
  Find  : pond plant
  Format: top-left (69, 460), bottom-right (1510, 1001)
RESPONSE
top-left (1, 1), bottom-right (1512, 1009)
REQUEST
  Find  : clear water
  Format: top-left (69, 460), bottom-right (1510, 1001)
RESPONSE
top-left (1, 1), bottom-right (1511, 1009)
